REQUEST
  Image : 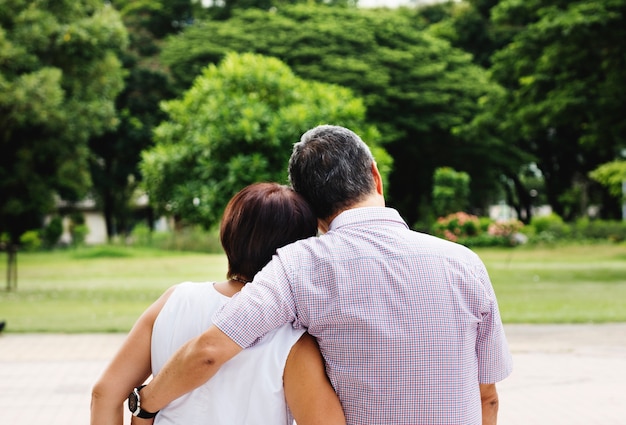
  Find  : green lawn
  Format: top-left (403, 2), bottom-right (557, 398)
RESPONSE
top-left (1, 243), bottom-right (625, 332)
top-left (0, 247), bottom-right (227, 332)
top-left (477, 243), bottom-right (626, 323)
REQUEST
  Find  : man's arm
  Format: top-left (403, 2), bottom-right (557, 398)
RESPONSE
top-left (480, 383), bottom-right (499, 425)
top-left (135, 325), bottom-right (242, 416)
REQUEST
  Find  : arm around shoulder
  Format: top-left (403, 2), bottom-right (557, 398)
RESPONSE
top-left (284, 333), bottom-right (346, 425)
top-left (137, 324), bottom-right (243, 414)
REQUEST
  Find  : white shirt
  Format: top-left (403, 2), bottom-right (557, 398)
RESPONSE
top-left (151, 281), bottom-right (305, 425)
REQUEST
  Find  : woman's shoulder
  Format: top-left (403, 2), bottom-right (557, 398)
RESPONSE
top-left (171, 281), bottom-right (217, 294)
top-left (163, 281), bottom-right (225, 309)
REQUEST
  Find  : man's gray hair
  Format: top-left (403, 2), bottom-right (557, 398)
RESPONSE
top-left (288, 125), bottom-right (376, 219)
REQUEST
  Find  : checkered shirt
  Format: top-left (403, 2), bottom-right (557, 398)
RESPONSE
top-left (213, 207), bottom-right (513, 424)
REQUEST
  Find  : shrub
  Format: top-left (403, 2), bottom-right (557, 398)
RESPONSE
top-left (432, 167), bottom-right (470, 217)
top-left (573, 218), bottom-right (626, 242)
top-left (478, 216), bottom-right (493, 233)
top-left (67, 212), bottom-right (88, 246)
top-left (130, 224), bottom-right (223, 253)
top-left (526, 213), bottom-right (570, 241)
top-left (432, 212), bottom-right (481, 242)
top-left (433, 213), bottom-right (526, 247)
top-left (129, 223), bottom-right (153, 246)
top-left (72, 245), bottom-right (134, 259)
top-left (42, 216), bottom-right (63, 248)
top-left (434, 211), bottom-right (625, 246)
top-left (488, 219), bottom-right (524, 238)
top-left (70, 224), bottom-right (89, 247)
top-left (20, 230), bottom-right (42, 251)
top-left (457, 233), bottom-right (515, 248)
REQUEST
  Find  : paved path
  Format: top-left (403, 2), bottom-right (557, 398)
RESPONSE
top-left (1, 324), bottom-right (625, 425)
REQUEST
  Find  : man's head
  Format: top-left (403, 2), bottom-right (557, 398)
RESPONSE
top-left (288, 125), bottom-right (378, 221)
top-left (220, 182), bottom-right (317, 282)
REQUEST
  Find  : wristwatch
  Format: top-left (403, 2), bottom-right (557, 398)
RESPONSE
top-left (128, 385), bottom-right (159, 419)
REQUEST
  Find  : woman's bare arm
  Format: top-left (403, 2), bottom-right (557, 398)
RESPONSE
top-left (90, 286), bottom-right (177, 425)
top-left (284, 333), bottom-right (346, 425)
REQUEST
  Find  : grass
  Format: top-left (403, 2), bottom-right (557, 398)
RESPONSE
top-left (0, 246), bottom-right (227, 332)
top-left (476, 243), bottom-right (626, 323)
top-left (0, 243), bottom-right (625, 332)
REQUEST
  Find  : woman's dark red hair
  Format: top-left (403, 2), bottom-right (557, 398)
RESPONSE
top-left (220, 182), bottom-right (317, 282)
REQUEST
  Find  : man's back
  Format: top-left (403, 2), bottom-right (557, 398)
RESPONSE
top-left (215, 207), bottom-right (513, 424)
top-left (136, 125), bottom-right (510, 424)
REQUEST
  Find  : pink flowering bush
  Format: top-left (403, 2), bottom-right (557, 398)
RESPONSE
top-left (432, 212), bottom-right (481, 242)
top-left (432, 213), bottom-right (525, 247)
top-left (488, 219), bottom-right (524, 237)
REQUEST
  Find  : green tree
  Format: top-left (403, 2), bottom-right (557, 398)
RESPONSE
top-left (0, 0), bottom-right (127, 289)
top-left (485, 0), bottom-right (626, 220)
top-left (495, 163), bottom-right (547, 223)
top-left (141, 52), bottom-right (390, 229)
top-left (589, 160), bottom-right (626, 206)
top-left (88, 0), bottom-right (192, 241)
top-left (420, 0), bottom-right (516, 68)
top-left (434, 0), bottom-right (539, 223)
top-left (160, 5), bottom-right (504, 225)
top-left (201, 0), bottom-right (356, 20)
top-left (432, 167), bottom-right (470, 217)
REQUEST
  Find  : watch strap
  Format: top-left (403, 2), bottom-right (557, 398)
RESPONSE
top-left (130, 385), bottom-right (159, 419)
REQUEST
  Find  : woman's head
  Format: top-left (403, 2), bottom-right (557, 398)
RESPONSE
top-left (220, 182), bottom-right (317, 282)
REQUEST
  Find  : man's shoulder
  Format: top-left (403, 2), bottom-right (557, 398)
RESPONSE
top-left (276, 234), bottom-right (325, 256)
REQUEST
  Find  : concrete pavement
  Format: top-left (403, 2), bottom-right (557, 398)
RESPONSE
top-left (497, 324), bottom-right (626, 424)
top-left (0, 324), bottom-right (625, 424)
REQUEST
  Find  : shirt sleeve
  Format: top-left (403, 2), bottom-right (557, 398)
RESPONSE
top-left (475, 262), bottom-right (514, 384)
top-left (212, 256), bottom-right (299, 349)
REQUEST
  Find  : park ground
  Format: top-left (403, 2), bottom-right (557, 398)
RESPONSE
top-left (1, 323), bottom-right (625, 425)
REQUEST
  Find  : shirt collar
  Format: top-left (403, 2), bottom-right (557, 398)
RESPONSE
top-left (329, 207), bottom-right (409, 231)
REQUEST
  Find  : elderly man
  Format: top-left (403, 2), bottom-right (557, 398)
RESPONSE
top-left (133, 125), bottom-right (512, 424)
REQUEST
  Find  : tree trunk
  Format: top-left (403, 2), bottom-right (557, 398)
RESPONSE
top-left (103, 189), bottom-right (115, 242)
top-left (512, 175), bottom-right (533, 223)
top-left (5, 244), bottom-right (17, 291)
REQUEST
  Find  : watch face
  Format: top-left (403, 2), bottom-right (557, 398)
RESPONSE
top-left (128, 391), bottom-right (139, 414)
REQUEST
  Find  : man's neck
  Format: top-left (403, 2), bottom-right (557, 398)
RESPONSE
top-left (318, 193), bottom-right (385, 233)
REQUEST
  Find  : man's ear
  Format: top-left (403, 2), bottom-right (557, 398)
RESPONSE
top-left (372, 162), bottom-right (383, 195)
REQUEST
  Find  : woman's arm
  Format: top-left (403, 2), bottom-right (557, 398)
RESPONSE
top-left (90, 286), bottom-right (177, 425)
top-left (284, 333), bottom-right (346, 425)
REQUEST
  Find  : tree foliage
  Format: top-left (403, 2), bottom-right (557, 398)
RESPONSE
top-left (484, 0), bottom-right (626, 219)
top-left (141, 52), bottom-right (390, 229)
top-left (160, 5), bottom-right (503, 225)
top-left (589, 161), bottom-right (626, 202)
top-left (111, 0), bottom-right (196, 37)
top-left (201, 0), bottom-right (357, 20)
top-left (0, 0), bottom-right (127, 244)
top-left (432, 167), bottom-right (470, 217)
top-left (420, 0), bottom-right (515, 68)
top-left (88, 0), bottom-right (192, 240)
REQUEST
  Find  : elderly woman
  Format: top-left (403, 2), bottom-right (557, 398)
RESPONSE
top-left (91, 183), bottom-right (345, 425)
